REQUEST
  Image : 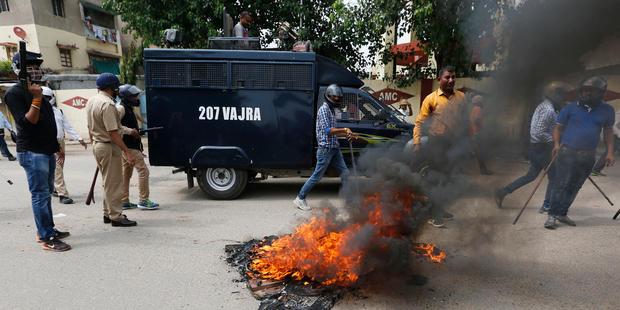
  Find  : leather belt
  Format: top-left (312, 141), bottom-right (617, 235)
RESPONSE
top-left (531, 142), bottom-right (552, 147)
top-left (94, 141), bottom-right (111, 144)
top-left (561, 145), bottom-right (596, 156)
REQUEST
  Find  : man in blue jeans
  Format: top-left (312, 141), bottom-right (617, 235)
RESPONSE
top-left (494, 81), bottom-right (573, 213)
top-left (4, 51), bottom-right (71, 251)
top-left (545, 76), bottom-right (615, 229)
top-left (294, 84), bottom-right (358, 211)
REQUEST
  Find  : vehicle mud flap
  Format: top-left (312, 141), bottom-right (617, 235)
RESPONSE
top-left (187, 169), bottom-right (195, 189)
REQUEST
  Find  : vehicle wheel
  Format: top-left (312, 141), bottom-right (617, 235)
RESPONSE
top-left (197, 168), bottom-right (248, 200)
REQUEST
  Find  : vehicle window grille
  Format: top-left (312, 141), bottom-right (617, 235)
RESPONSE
top-left (358, 96), bottom-right (380, 123)
top-left (146, 61), bottom-right (228, 88)
top-left (231, 62), bottom-right (312, 90)
top-left (338, 93), bottom-right (358, 121)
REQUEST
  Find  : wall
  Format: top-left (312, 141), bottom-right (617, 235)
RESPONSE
top-left (31, 0), bottom-right (85, 36)
top-left (0, 1), bottom-right (35, 26)
top-left (54, 88), bottom-right (98, 139)
top-left (0, 24), bottom-right (41, 56)
top-left (34, 25), bottom-right (91, 73)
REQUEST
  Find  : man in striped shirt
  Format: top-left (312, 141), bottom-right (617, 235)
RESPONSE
top-left (294, 84), bottom-right (358, 211)
top-left (494, 81), bottom-right (573, 213)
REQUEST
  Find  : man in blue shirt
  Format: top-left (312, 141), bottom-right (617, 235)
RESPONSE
top-left (294, 84), bottom-right (358, 211)
top-left (545, 76), bottom-right (615, 229)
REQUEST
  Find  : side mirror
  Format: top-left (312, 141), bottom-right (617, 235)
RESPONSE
top-left (378, 109), bottom-right (388, 121)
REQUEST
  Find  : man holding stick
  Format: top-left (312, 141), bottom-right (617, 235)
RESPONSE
top-left (495, 81), bottom-right (573, 212)
top-left (86, 73), bottom-right (138, 227)
top-left (545, 76), bottom-right (615, 229)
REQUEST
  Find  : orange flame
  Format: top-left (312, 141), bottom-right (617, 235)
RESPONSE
top-left (249, 187), bottom-right (441, 286)
top-left (412, 243), bottom-right (446, 263)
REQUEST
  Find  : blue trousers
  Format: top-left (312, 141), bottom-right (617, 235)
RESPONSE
top-left (0, 133), bottom-right (14, 157)
top-left (17, 151), bottom-right (56, 240)
top-left (548, 149), bottom-right (595, 217)
top-left (503, 144), bottom-right (556, 209)
top-left (298, 147), bottom-right (351, 202)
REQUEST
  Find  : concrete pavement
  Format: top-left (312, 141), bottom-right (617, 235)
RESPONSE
top-left (0, 143), bottom-right (619, 309)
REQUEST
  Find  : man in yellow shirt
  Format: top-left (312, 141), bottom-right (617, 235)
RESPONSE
top-left (412, 66), bottom-right (472, 227)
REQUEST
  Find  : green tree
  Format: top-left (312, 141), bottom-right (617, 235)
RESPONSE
top-left (349, 0), bottom-right (510, 86)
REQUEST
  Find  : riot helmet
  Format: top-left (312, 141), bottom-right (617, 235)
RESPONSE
top-left (578, 75), bottom-right (607, 106)
top-left (96, 73), bottom-right (121, 96)
top-left (41, 86), bottom-right (56, 106)
top-left (118, 84), bottom-right (142, 106)
top-left (543, 81), bottom-right (573, 107)
top-left (324, 84), bottom-right (344, 108)
top-left (12, 52), bottom-right (45, 82)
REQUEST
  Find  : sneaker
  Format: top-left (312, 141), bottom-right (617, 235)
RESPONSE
top-left (494, 188), bottom-right (506, 208)
top-left (544, 215), bottom-right (556, 229)
top-left (37, 229), bottom-right (71, 243)
top-left (556, 215), bottom-right (576, 226)
top-left (122, 202), bottom-right (138, 210)
top-left (480, 169), bottom-right (495, 175)
top-left (590, 171), bottom-right (606, 177)
top-left (441, 210), bottom-right (454, 220)
top-left (294, 197), bottom-right (311, 211)
top-left (539, 205), bottom-right (549, 214)
top-left (427, 217), bottom-right (445, 227)
top-left (41, 237), bottom-right (71, 252)
top-left (59, 196), bottom-right (74, 204)
top-left (138, 200), bottom-right (160, 209)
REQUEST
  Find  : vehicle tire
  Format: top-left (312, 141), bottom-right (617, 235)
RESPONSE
top-left (197, 168), bottom-right (248, 200)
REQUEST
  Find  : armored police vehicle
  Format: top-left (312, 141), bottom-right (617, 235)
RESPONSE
top-left (144, 48), bottom-right (414, 199)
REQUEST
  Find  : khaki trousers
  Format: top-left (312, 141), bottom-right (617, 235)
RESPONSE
top-left (121, 148), bottom-right (150, 203)
top-left (54, 139), bottom-right (69, 197)
top-left (93, 142), bottom-right (124, 221)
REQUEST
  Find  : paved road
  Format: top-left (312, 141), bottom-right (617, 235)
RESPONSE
top-left (1, 143), bottom-right (618, 309)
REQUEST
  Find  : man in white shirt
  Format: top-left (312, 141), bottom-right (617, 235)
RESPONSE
top-left (42, 87), bottom-right (87, 204)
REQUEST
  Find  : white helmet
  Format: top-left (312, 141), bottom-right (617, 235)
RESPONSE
top-left (41, 86), bottom-right (56, 106)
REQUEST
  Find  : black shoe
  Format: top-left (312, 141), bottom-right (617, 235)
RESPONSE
top-left (51, 191), bottom-right (59, 197)
top-left (556, 215), bottom-right (576, 226)
top-left (37, 228), bottom-right (71, 243)
top-left (42, 237), bottom-right (71, 252)
top-left (427, 217), bottom-right (445, 227)
top-left (8, 156), bottom-right (16, 161)
top-left (441, 211), bottom-right (454, 220)
top-left (494, 188), bottom-right (505, 208)
top-left (480, 169), bottom-right (494, 175)
top-left (111, 217), bottom-right (137, 227)
top-left (103, 215), bottom-right (111, 224)
top-left (544, 215), bottom-right (556, 230)
top-left (59, 196), bottom-right (73, 204)
top-left (539, 205), bottom-right (549, 214)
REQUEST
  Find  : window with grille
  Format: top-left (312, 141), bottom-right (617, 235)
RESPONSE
top-left (5, 45), bottom-right (17, 60)
top-left (0, 0), bottom-right (9, 12)
top-left (336, 93), bottom-right (381, 123)
top-left (52, 0), bottom-right (64, 17)
top-left (59, 49), bottom-right (72, 67)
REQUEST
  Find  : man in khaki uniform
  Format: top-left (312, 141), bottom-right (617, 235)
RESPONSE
top-left (86, 73), bottom-right (138, 227)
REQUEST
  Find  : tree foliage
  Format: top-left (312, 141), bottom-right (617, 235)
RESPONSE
top-left (103, 0), bottom-right (509, 86)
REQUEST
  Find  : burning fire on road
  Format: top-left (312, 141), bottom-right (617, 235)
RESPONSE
top-left (226, 158), bottom-right (447, 309)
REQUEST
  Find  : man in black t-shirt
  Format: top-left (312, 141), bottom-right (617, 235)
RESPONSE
top-left (4, 52), bottom-right (71, 252)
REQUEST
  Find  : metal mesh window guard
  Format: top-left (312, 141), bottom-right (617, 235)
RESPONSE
top-left (146, 61), bottom-right (228, 88)
top-left (231, 62), bottom-right (312, 90)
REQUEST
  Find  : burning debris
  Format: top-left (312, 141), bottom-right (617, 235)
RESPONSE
top-left (226, 158), bottom-right (448, 309)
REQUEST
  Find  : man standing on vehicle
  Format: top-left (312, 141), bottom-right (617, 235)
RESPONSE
top-left (544, 76), bottom-right (615, 229)
top-left (233, 11), bottom-right (251, 37)
top-left (412, 66), bottom-right (471, 227)
top-left (294, 84), bottom-right (359, 211)
top-left (86, 73), bottom-right (138, 227)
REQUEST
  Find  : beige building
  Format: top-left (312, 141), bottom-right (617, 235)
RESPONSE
top-left (0, 0), bottom-right (122, 74)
